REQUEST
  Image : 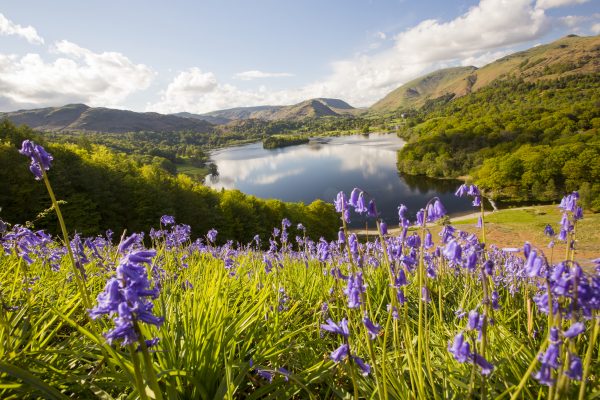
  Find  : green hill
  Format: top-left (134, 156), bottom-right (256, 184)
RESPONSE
top-left (372, 35), bottom-right (600, 112)
top-left (371, 66), bottom-right (477, 111)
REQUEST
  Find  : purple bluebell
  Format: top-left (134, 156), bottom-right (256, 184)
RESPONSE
top-left (206, 229), bottom-right (218, 243)
top-left (338, 229), bottom-right (345, 244)
top-left (89, 242), bottom-right (163, 347)
top-left (330, 343), bottom-right (349, 362)
top-left (467, 310), bottom-right (483, 333)
top-left (397, 289), bottom-right (405, 304)
top-left (416, 209), bottom-right (425, 226)
top-left (160, 215), bottom-right (175, 225)
top-left (491, 291), bottom-right (500, 310)
top-left (367, 199), bottom-right (377, 218)
top-left (455, 184), bottom-right (468, 197)
top-left (483, 259), bottom-right (494, 275)
top-left (473, 353), bottom-right (494, 375)
top-left (544, 224), bottom-right (555, 237)
top-left (355, 192), bottom-right (368, 214)
top-left (524, 250), bottom-right (543, 278)
top-left (398, 204), bottom-right (408, 222)
top-left (424, 231), bottom-right (433, 249)
top-left (363, 316), bottom-right (381, 339)
top-left (379, 221), bottom-right (388, 235)
top-left (344, 272), bottom-right (366, 309)
top-left (563, 322), bottom-right (585, 339)
top-left (349, 188), bottom-right (361, 207)
top-left (564, 354), bottom-right (582, 380)
top-left (321, 318), bottom-right (350, 338)
top-left (353, 356), bottom-right (371, 376)
top-left (421, 286), bottom-right (431, 302)
top-left (19, 140), bottom-right (53, 180)
top-left (426, 199), bottom-right (446, 222)
top-left (443, 239), bottom-right (462, 262)
top-left (448, 332), bottom-right (471, 363)
top-left (334, 191), bottom-right (347, 213)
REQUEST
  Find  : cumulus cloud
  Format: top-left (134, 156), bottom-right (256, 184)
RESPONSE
top-left (149, 0), bottom-right (559, 112)
top-left (536, 0), bottom-right (589, 10)
top-left (592, 22), bottom-right (600, 34)
top-left (298, 0), bottom-right (552, 106)
top-left (0, 13), bottom-right (44, 44)
top-left (234, 70), bottom-right (294, 80)
top-left (0, 40), bottom-right (155, 108)
top-left (148, 67), bottom-right (306, 113)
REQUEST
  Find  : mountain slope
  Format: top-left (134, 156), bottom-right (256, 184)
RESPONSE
top-left (371, 66), bottom-right (477, 111)
top-left (372, 34), bottom-right (600, 112)
top-left (1, 104), bottom-right (213, 133)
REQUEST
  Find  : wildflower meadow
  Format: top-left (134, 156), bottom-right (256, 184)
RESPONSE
top-left (0, 140), bottom-right (598, 399)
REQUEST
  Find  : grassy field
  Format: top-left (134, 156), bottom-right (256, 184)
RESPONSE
top-left (451, 205), bottom-right (600, 265)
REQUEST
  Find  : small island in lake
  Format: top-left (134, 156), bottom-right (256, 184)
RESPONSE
top-left (262, 134), bottom-right (310, 149)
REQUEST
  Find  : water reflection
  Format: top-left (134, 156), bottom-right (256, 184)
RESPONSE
top-left (206, 134), bottom-right (473, 227)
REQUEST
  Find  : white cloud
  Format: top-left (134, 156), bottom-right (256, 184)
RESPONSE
top-left (536, 0), bottom-right (588, 10)
top-left (234, 70), bottom-right (294, 80)
top-left (592, 22), bottom-right (600, 34)
top-left (460, 50), bottom-right (513, 67)
top-left (300, 0), bottom-right (551, 106)
top-left (561, 15), bottom-right (587, 27)
top-left (0, 13), bottom-right (44, 44)
top-left (147, 67), bottom-right (308, 114)
top-left (375, 31), bottom-right (387, 40)
top-left (149, 0), bottom-right (557, 112)
top-left (0, 40), bottom-right (155, 108)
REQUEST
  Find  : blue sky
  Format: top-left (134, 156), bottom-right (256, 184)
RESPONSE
top-left (0, 0), bottom-right (598, 113)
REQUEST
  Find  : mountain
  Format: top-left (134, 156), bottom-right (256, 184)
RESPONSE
top-left (172, 112), bottom-right (231, 125)
top-left (372, 34), bottom-right (600, 112)
top-left (174, 98), bottom-right (360, 124)
top-left (1, 104), bottom-right (213, 133)
top-left (371, 66), bottom-right (477, 111)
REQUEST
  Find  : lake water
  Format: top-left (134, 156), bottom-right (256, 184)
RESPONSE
top-left (205, 134), bottom-right (474, 227)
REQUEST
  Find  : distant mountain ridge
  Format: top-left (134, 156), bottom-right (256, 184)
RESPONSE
top-left (1, 104), bottom-right (213, 133)
top-left (176, 98), bottom-right (359, 124)
top-left (371, 34), bottom-right (600, 112)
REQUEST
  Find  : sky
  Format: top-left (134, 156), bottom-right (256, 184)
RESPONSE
top-left (0, 0), bottom-right (598, 114)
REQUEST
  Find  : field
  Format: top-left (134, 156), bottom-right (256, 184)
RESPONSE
top-left (0, 142), bottom-right (598, 399)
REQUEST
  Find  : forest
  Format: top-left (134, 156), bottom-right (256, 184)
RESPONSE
top-left (395, 74), bottom-right (600, 209)
top-left (0, 120), bottom-right (338, 242)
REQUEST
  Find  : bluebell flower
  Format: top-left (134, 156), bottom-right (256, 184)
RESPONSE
top-left (355, 192), bottom-right (368, 214)
top-left (473, 353), bottom-right (494, 376)
top-left (448, 332), bottom-right (471, 363)
top-left (160, 215), bottom-right (175, 225)
top-left (321, 318), bottom-right (350, 338)
top-left (564, 354), bottom-right (582, 380)
top-left (89, 237), bottom-right (163, 347)
top-left (19, 140), bottom-right (53, 180)
top-left (207, 229), bottom-right (218, 243)
top-left (334, 191), bottom-right (347, 213)
top-left (363, 316), bottom-right (381, 339)
top-left (353, 356), bottom-right (371, 376)
top-left (426, 199), bottom-right (446, 222)
top-left (349, 188), bottom-right (361, 207)
top-left (367, 199), bottom-right (377, 218)
top-left (330, 343), bottom-right (349, 362)
top-left (443, 239), bottom-right (462, 262)
top-left (379, 221), bottom-right (388, 235)
top-left (563, 322), bottom-right (584, 339)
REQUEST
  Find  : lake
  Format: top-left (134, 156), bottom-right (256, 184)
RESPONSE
top-left (205, 134), bottom-right (474, 227)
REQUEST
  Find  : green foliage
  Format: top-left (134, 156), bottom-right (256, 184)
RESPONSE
top-left (0, 120), bottom-right (337, 242)
top-left (395, 74), bottom-right (600, 205)
top-left (262, 135), bottom-right (309, 149)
